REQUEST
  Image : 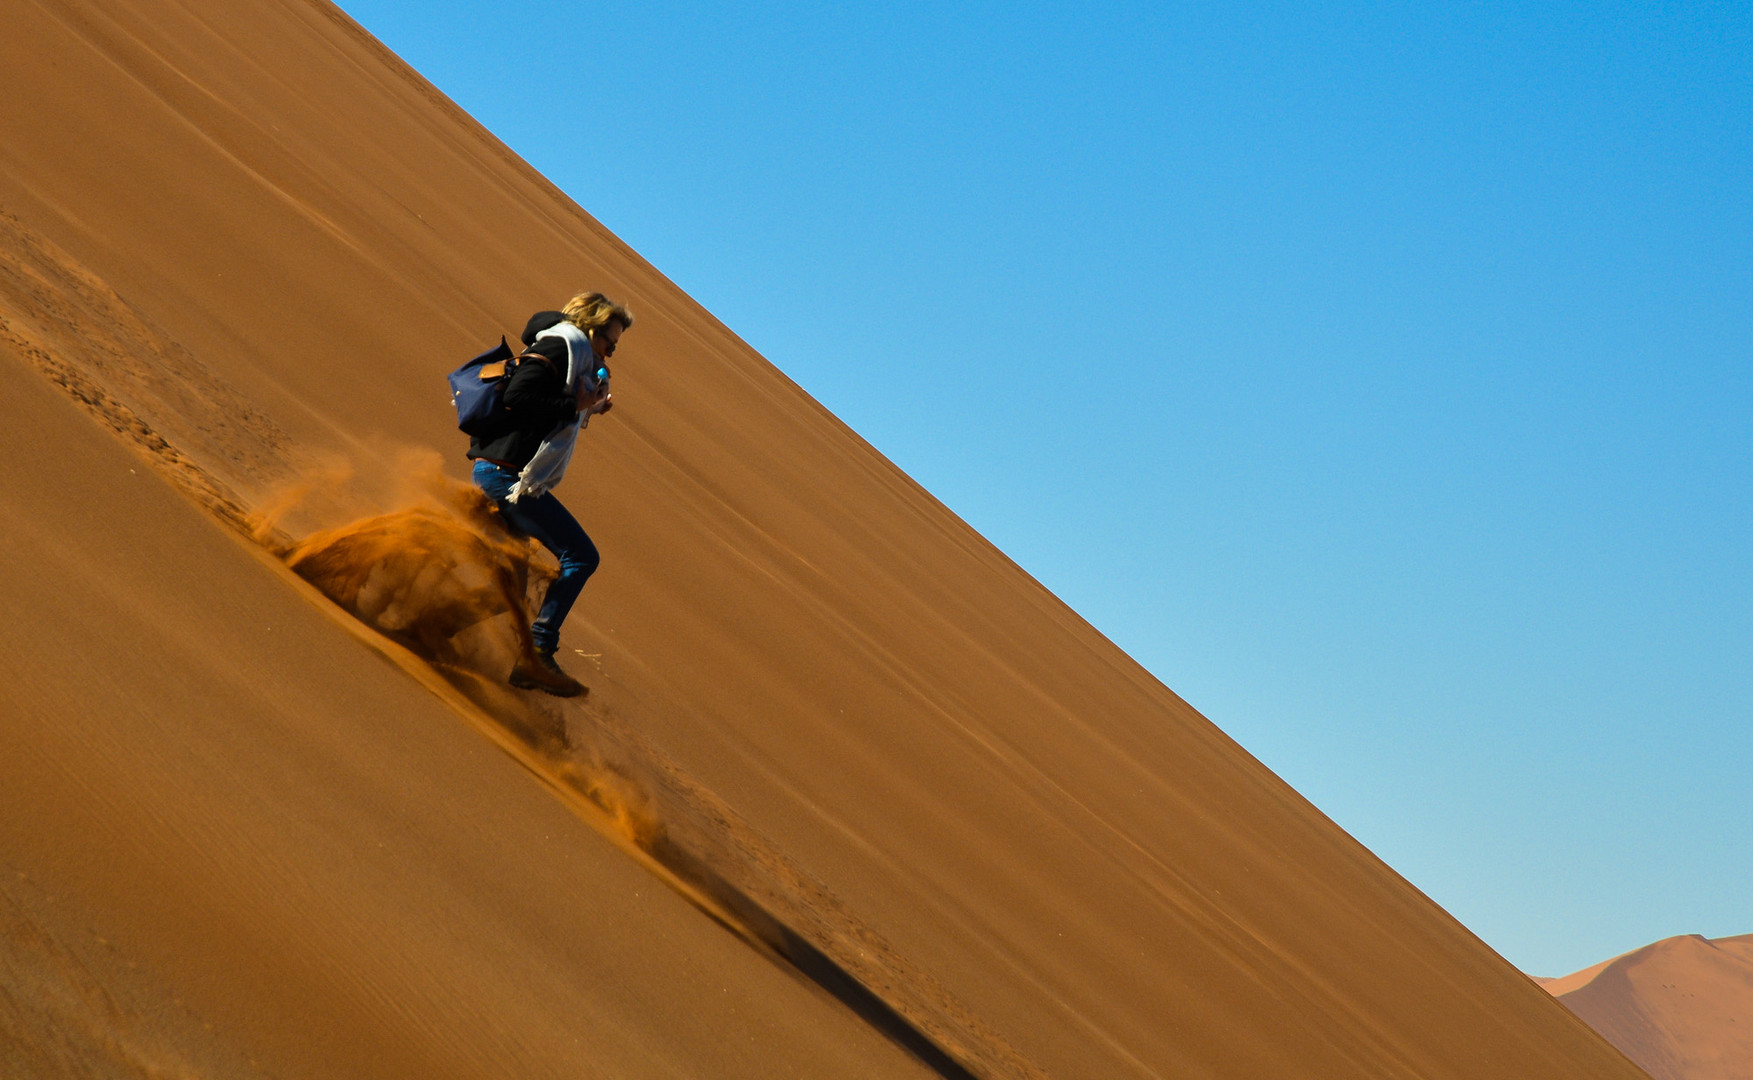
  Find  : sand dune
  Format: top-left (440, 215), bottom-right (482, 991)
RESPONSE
top-left (1538, 934), bottom-right (1753, 1080)
top-left (0, 0), bottom-right (1655, 1076)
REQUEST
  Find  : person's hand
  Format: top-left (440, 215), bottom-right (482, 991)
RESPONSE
top-left (585, 390), bottom-right (613, 416)
top-left (576, 379), bottom-right (607, 410)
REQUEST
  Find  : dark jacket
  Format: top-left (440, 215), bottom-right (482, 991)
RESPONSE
top-left (467, 311), bottom-right (578, 469)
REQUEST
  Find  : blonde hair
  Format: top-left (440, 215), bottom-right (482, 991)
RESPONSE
top-left (561, 291), bottom-right (634, 335)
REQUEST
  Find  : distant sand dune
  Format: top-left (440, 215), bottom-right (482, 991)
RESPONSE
top-left (1540, 934), bottom-right (1753, 1080)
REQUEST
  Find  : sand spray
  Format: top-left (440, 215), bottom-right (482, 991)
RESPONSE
top-left (246, 450), bottom-right (1018, 1078)
top-left (251, 444), bottom-right (660, 847)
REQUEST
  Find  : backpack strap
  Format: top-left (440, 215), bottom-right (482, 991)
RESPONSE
top-left (476, 348), bottom-right (548, 383)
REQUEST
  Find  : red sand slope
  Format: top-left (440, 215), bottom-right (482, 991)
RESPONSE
top-left (1538, 934), bottom-right (1753, 1080)
top-left (0, 0), bottom-right (1651, 1077)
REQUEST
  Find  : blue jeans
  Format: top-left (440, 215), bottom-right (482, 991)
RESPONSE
top-left (472, 460), bottom-right (600, 653)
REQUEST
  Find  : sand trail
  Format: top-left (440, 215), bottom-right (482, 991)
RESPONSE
top-left (0, 335), bottom-right (941, 1079)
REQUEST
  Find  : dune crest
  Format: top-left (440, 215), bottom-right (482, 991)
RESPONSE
top-left (1541, 934), bottom-right (1753, 1080)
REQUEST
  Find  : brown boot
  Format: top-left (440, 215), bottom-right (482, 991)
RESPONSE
top-left (509, 648), bottom-right (587, 698)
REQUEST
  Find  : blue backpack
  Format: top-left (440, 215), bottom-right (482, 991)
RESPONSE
top-left (448, 337), bottom-right (522, 436)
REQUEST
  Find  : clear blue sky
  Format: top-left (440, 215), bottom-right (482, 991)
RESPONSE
top-left (334, 0), bottom-right (1751, 978)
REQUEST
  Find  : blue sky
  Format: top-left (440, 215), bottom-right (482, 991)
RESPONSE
top-left (333, 0), bottom-right (1751, 977)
